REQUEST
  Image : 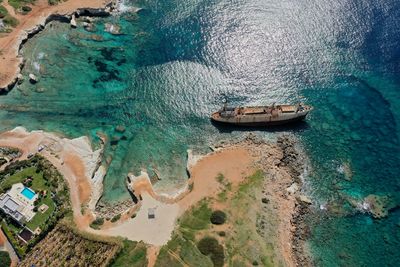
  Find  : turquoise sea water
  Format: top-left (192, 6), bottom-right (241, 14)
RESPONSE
top-left (0, 0), bottom-right (399, 265)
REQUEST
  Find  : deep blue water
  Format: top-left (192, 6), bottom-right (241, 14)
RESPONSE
top-left (0, 0), bottom-right (399, 265)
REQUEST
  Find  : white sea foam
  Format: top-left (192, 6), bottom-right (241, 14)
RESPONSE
top-left (115, 0), bottom-right (142, 14)
top-left (33, 62), bottom-right (40, 71)
top-left (37, 52), bottom-right (45, 60)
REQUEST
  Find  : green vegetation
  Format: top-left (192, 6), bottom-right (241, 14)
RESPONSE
top-left (20, 224), bottom-right (121, 266)
top-left (197, 237), bottom-right (224, 267)
top-left (216, 173), bottom-right (224, 184)
top-left (155, 234), bottom-right (213, 267)
top-left (0, 155), bottom-right (70, 257)
top-left (111, 214), bottom-right (121, 223)
top-left (0, 251), bottom-right (11, 267)
top-left (0, 4), bottom-right (18, 29)
top-left (224, 170), bottom-right (277, 267)
top-left (110, 240), bottom-right (148, 267)
top-left (90, 217), bottom-right (105, 230)
top-left (26, 194), bottom-right (55, 231)
top-left (8, 0), bottom-right (35, 10)
top-left (210, 210), bottom-right (226, 225)
top-left (0, 166), bottom-right (56, 231)
top-left (179, 200), bottom-right (212, 230)
top-left (155, 201), bottom-right (214, 267)
top-left (48, 0), bottom-right (62, 5)
top-left (216, 173), bottom-right (232, 202)
top-left (0, 4), bottom-right (7, 18)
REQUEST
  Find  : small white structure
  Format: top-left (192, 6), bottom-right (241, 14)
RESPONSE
top-left (0, 183), bottom-right (38, 224)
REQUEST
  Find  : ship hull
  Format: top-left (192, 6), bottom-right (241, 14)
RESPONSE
top-left (211, 114), bottom-right (307, 127)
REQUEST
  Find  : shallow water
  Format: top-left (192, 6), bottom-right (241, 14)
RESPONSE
top-left (0, 0), bottom-right (400, 265)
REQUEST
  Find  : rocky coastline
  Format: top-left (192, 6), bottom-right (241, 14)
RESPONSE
top-left (276, 135), bottom-right (313, 267)
top-left (204, 133), bottom-right (313, 266)
top-left (0, 0), bottom-right (117, 93)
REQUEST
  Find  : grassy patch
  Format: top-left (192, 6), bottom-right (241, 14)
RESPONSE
top-left (155, 234), bottom-right (213, 267)
top-left (110, 240), bottom-right (147, 267)
top-left (8, 0), bottom-right (35, 10)
top-left (25, 195), bottom-right (55, 231)
top-left (216, 173), bottom-right (232, 202)
top-left (224, 170), bottom-right (277, 267)
top-left (179, 200), bottom-right (212, 232)
top-left (0, 166), bottom-right (39, 192)
top-left (0, 4), bottom-right (7, 18)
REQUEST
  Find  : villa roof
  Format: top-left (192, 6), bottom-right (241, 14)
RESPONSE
top-left (0, 194), bottom-right (24, 222)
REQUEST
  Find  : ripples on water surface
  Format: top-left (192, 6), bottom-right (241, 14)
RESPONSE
top-left (0, 0), bottom-right (399, 265)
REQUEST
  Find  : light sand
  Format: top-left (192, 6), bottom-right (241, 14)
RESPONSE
top-left (101, 192), bottom-right (180, 246)
top-left (178, 146), bottom-right (255, 212)
top-left (0, 0), bottom-right (109, 90)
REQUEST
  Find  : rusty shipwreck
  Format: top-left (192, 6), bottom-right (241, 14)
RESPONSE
top-left (211, 103), bottom-right (312, 126)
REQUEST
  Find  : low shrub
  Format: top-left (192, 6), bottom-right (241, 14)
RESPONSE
top-left (90, 217), bottom-right (105, 229)
top-left (0, 251), bottom-right (11, 267)
top-left (210, 210), bottom-right (226, 225)
top-left (111, 214), bottom-right (121, 223)
top-left (0, 5), bottom-right (7, 18)
top-left (197, 237), bottom-right (224, 267)
top-left (21, 5), bottom-right (31, 13)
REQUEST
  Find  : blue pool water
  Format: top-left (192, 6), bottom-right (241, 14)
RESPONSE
top-left (21, 187), bottom-right (36, 200)
top-left (0, 0), bottom-right (399, 265)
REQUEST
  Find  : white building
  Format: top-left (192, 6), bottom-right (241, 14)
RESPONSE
top-left (0, 183), bottom-right (38, 224)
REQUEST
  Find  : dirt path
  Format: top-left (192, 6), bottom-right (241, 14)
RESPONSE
top-left (0, 0), bottom-right (109, 89)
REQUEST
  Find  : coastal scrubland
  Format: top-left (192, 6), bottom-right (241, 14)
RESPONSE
top-left (154, 171), bottom-right (278, 267)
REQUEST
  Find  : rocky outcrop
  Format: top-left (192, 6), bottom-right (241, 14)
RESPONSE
top-left (29, 73), bottom-right (38, 83)
top-left (104, 23), bottom-right (121, 35)
top-left (88, 165), bottom-right (106, 211)
top-left (95, 199), bottom-right (135, 219)
top-left (70, 14), bottom-right (77, 28)
top-left (362, 194), bottom-right (398, 219)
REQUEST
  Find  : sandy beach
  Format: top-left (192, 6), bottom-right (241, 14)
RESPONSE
top-left (0, 0), bottom-right (110, 91)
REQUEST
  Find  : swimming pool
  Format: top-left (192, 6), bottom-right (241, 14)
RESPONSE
top-left (21, 187), bottom-right (36, 200)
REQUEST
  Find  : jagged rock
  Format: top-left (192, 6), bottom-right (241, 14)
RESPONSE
top-left (29, 73), bottom-right (38, 83)
top-left (115, 125), bottom-right (126, 133)
top-left (261, 198), bottom-right (269, 204)
top-left (363, 194), bottom-right (397, 219)
top-left (83, 22), bottom-right (95, 32)
top-left (286, 183), bottom-right (299, 194)
top-left (17, 73), bottom-right (24, 84)
top-left (297, 195), bottom-right (312, 205)
top-left (70, 14), bottom-right (77, 28)
top-left (105, 23), bottom-right (121, 35)
top-left (90, 34), bottom-right (104, 41)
